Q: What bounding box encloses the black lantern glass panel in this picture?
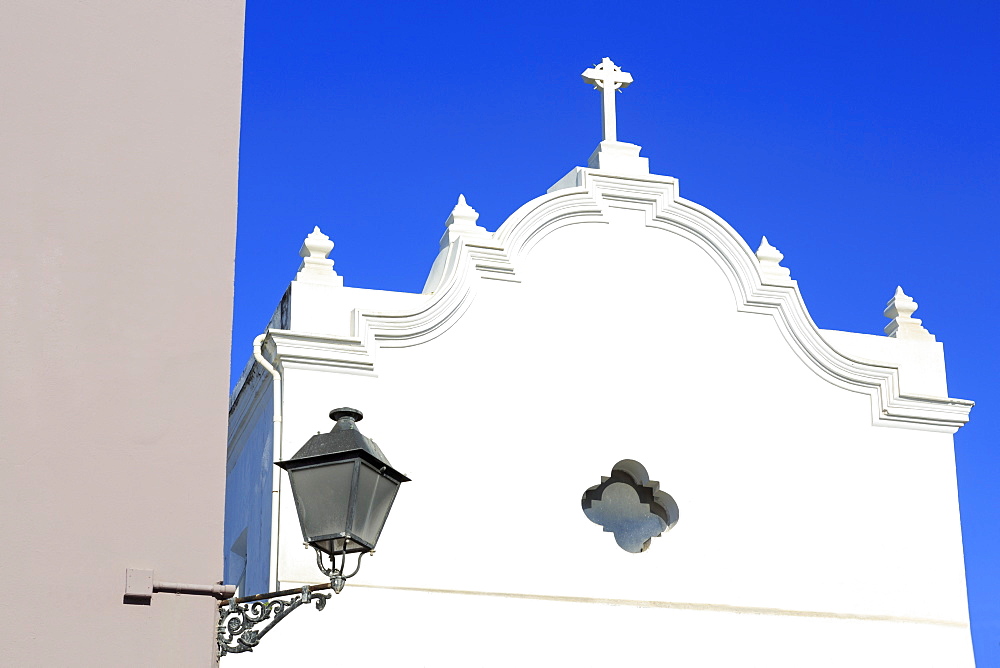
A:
[284,461,355,549]
[353,461,402,547]
[277,408,410,557]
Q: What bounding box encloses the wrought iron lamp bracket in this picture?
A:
[217,547,367,658]
[218,585,330,657]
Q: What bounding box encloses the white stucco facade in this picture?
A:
[225,79,973,663]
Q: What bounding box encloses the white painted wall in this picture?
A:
[226,162,973,665]
[226,366,275,597]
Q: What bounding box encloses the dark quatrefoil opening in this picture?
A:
[582,459,679,553]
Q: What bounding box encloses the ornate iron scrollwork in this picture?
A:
[218,586,331,656]
[217,548,366,657]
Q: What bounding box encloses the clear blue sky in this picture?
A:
[234,1,998,661]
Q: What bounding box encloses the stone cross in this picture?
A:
[581,58,633,142]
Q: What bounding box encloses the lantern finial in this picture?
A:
[330,407,363,422]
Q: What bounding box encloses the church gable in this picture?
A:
[224,59,973,666]
[261,163,969,434]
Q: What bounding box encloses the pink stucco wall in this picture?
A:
[0,2,244,664]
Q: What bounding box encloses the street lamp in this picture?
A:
[279,407,410,589]
[218,408,410,656]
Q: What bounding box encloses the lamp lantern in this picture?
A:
[277,407,410,559]
[218,407,409,656]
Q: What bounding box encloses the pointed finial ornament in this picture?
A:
[755,236,793,284]
[581,58,649,175]
[440,194,489,249]
[884,286,935,341]
[295,226,343,286]
[445,194,480,228]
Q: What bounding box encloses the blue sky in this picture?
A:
[234,1,998,661]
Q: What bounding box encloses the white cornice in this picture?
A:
[255,166,971,433]
[270,324,376,375]
[227,355,271,469]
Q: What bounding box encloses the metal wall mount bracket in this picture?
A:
[124,568,236,605]
[215,548,366,657]
[218,585,330,656]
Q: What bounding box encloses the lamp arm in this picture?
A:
[221,581,336,606]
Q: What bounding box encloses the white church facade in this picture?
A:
[225,60,974,665]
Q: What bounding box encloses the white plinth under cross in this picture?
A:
[582,57,633,143]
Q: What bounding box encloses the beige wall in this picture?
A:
[0,2,244,665]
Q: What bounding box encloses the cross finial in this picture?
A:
[582,58,633,142]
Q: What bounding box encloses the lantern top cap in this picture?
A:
[330,407,363,422]
[279,407,400,476]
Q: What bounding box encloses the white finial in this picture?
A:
[301,226,333,259]
[295,226,343,286]
[884,286,934,341]
[445,194,480,228]
[755,236,793,284]
[581,57,633,142]
[440,194,488,249]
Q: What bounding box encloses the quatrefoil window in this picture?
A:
[582,459,679,553]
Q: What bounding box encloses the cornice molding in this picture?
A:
[270,325,376,375]
[227,358,271,469]
[256,167,971,432]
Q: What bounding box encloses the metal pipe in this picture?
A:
[253,332,283,592]
[154,581,236,599]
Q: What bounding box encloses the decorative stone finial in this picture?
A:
[440,194,489,249]
[445,194,480,228]
[755,236,793,284]
[296,226,343,286]
[884,286,935,341]
[581,58,648,175]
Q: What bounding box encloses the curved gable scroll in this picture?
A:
[266,167,972,433]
